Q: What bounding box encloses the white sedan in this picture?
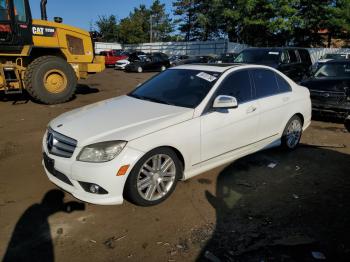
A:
[42,64,311,206]
[115,59,130,70]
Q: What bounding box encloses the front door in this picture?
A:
[200,69,259,162]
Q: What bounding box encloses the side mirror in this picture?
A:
[212,95,238,109]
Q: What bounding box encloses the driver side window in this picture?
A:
[216,70,253,103]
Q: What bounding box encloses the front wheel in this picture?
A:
[281,115,303,150]
[124,148,182,206]
[160,65,166,71]
[24,56,77,104]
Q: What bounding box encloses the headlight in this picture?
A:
[77,141,127,163]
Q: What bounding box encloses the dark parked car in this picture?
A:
[170,55,211,66]
[213,53,238,64]
[300,60,350,125]
[234,47,312,81]
[125,52,170,73]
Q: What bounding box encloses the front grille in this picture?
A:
[46,128,77,158]
[310,89,347,103]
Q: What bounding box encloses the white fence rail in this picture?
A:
[123,41,248,56]
[307,48,350,64]
[95,42,122,54]
[96,41,350,64]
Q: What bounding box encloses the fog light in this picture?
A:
[90,184,99,194]
[78,181,108,194]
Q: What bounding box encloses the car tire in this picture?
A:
[137,66,143,73]
[281,115,303,150]
[345,116,350,132]
[160,65,166,71]
[124,147,182,206]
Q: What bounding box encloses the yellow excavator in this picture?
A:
[0,0,105,104]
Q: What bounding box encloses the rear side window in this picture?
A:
[288,50,298,63]
[252,69,279,98]
[298,49,311,65]
[275,73,292,93]
[216,70,252,103]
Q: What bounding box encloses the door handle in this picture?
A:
[282,97,290,102]
[246,106,257,113]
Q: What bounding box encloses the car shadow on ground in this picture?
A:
[197,144,350,262]
[2,189,85,262]
[75,84,100,95]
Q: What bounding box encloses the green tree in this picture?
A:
[119,5,150,44]
[325,0,350,47]
[95,15,119,42]
[173,0,199,41]
[150,0,173,41]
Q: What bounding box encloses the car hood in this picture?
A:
[49,96,194,146]
[128,61,147,66]
[317,59,333,63]
[301,78,350,93]
[116,59,129,64]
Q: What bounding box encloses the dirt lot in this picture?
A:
[0,69,349,262]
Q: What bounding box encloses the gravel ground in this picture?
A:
[0,69,349,262]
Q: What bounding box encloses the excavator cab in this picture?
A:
[0,0,32,52]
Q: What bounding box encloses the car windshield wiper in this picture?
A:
[129,94,175,106]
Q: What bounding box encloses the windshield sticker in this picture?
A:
[268,51,279,55]
[196,72,217,82]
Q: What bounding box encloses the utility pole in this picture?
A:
[150,15,153,43]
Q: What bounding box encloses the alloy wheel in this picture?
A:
[137,154,176,201]
[286,119,302,148]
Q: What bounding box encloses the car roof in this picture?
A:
[170,63,271,73]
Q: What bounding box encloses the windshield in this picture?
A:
[235,50,280,63]
[0,0,10,21]
[314,63,350,78]
[323,53,348,60]
[129,69,220,108]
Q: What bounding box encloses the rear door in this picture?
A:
[251,68,292,140]
[279,49,300,81]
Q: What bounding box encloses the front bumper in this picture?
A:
[115,64,127,70]
[312,100,350,119]
[42,132,144,205]
[87,56,105,73]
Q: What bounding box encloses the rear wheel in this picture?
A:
[160,65,166,71]
[24,56,77,104]
[124,148,182,206]
[137,66,143,73]
[281,115,303,150]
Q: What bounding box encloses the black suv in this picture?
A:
[125,52,170,73]
[301,60,350,130]
[234,48,312,82]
